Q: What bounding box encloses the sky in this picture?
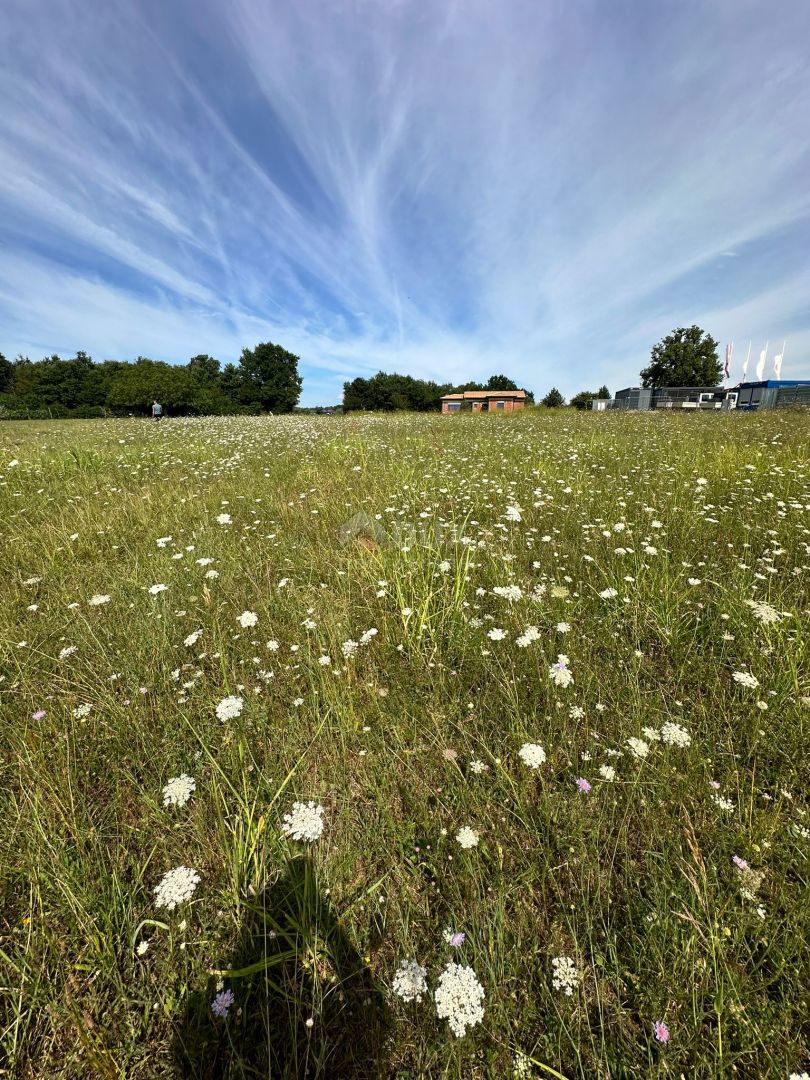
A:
[1,0,809,405]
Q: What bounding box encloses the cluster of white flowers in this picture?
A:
[148,583,168,595]
[599,587,618,600]
[74,703,92,719]
[598,764,616,781]
[549,654,573,688]
[516,625,541,648]
[434,962,485,1036]
[626,737,650,759]
[493,585,524,602]
[487,628,507,641]
[711,793,735,812]
[504,505,522,522]
[342,627,378,658]
[282,801,324,842]
[745,599,782,624]
[162,773,196,808]
[732,670,760,689]
[392,959,428,1002]
[184,628,203,647]
[156,536,173,548]
[519,743,546,768]
[216,513,232,525]
[237,610,258,628]
[154,865,201,910]
[456,826,480,849]
[215,695,244,721]
[660,721,691,748]
[551,955,579,996]
[88,594,111,606]
[58,646,77,661]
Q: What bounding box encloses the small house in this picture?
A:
[441,389,526,414]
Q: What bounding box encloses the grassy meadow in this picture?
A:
[0,409,808,1079]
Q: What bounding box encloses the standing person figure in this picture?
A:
[151,399,163,422]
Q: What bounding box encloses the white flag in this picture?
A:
[773,340,786,379]
[741,341,751,380]
[756,341,768,380]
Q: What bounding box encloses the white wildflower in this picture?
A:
[516,625,541,648]
[660,722,691,748]
[216,513,232,525]
[626,737,650,759]
[148,583,168,595]
[392,959,428,1003]
[519,743,546,768]
[237,610,258,628]
[215,695,244,721]
[282,801,324,842]
[88,594,111,606]
[434,962,485,1037]
[732,671,760,689]
[162,774,196,808]
[184,629,203,647]
[551,955,579,996]
[493,585,524,602]
[154,866,201,910]
[456,826,480,849]
[549,654,573,688]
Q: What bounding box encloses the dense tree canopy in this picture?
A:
[0,341,302,418]
[641,327,721,388]
[541,387,564,407]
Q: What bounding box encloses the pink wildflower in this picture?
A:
[732,855,750,870]
[653,1020,670,1043]
[450,932,466,947]
[32,709,46,720]
[576,777,592,793]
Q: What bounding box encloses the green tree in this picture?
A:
[485,374,518,391]
[596,385,610,398]
[641,326,721,388]
[187,354,221,386]
[569,390,596,411]
[238,342,302,412]
[541,387,564,407]
[0,353,13,394]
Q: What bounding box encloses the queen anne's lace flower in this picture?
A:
[434,962,485,1036]
[626,737,650,759]
[456,826,479,849]
[282,801,324,842]
[154,866,201,910]
[732,670,759,689]
[237,610,258,628]
[660,722,691,747]
[392,959,428,1002]
[162,774,196,808]
[549,655,573,687]
[215,696,244,721]
[551,955,579,996]
[519,743,546,768]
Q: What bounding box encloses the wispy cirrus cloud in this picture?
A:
[1,0,808,402]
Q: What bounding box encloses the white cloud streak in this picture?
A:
[0,0,808,401]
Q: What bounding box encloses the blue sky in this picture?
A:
[1,0,808,404]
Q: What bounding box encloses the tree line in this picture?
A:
[0,343,302,419]
[342,372,534,411]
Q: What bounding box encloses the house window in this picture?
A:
[446,401,461,412]
[495,400,505,409]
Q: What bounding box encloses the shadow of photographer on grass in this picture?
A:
[174,856,391,1079]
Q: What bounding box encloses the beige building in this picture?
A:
[440,389,526,414]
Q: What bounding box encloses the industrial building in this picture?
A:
[592,379,810,411]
